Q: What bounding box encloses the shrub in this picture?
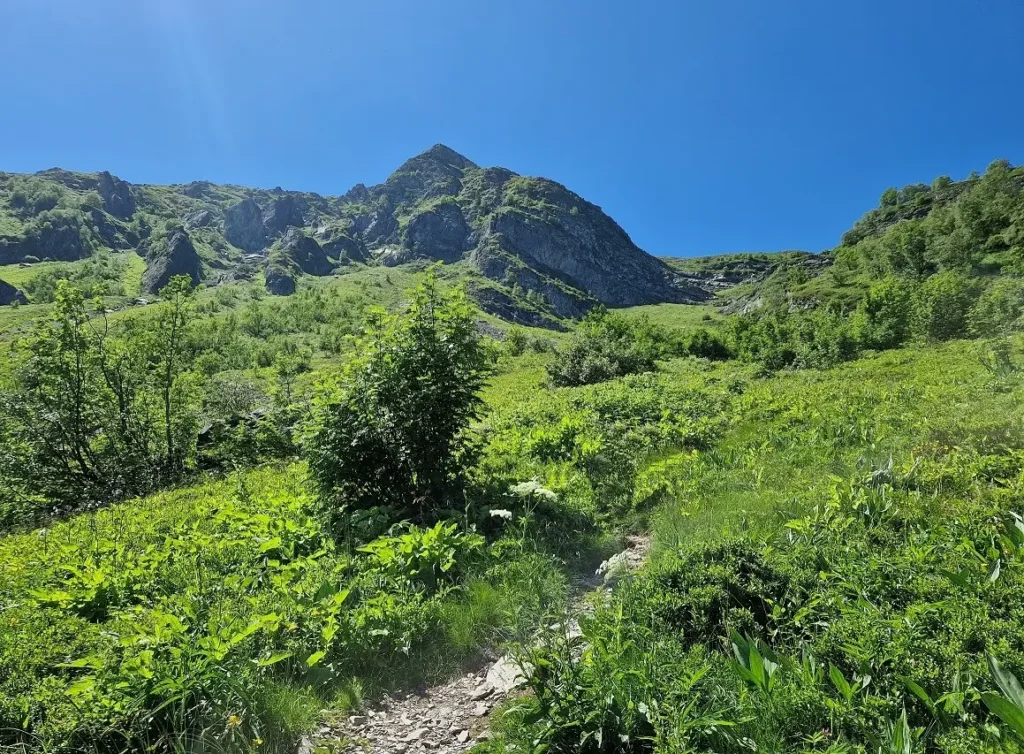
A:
[851,277,914,350]
[686,328,732,360]
[547,309,659,387]
[504,325,528,356]
[912,271,979,341]
[970,277,1024,337]
[305,271,490,525]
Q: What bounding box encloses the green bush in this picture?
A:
[305,271,490,524]
[547,309,659,387]
[851,277,914,350]
[970,277,1024,337]
[913,271,979,341]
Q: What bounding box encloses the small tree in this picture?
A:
[0,277,200,509]
[912,271,978,341]
[969,278,1024,337]
[851,277,914,350]
[547,309,659,387]
[305,271,490,525]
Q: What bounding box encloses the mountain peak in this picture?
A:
[413,144,478,171]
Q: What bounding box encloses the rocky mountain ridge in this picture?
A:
[0,145,711,321]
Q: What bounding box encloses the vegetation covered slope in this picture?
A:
[0,145,707,326]
[3,155,1024,754]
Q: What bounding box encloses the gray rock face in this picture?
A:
[279,228,331,276]
[225,198,267,252]
[262,195,305,234]
[0,277,27,306]
[142,227,203,293]
[184,209,214,230]
[87,207,138,249]
[321,231,366,262]
[364,202,399,246]
[5,215,88,262]
[404,202,470,262]
[485,179,704,308]
[264,266,296,296]
[97,171,136,219]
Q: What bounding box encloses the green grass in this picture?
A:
[618,302,724,330]
[485,334,1024,754]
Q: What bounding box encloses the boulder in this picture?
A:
[262,195,305,234]
[278,228,331,276]
[225,197,267,252]
[404,202,470,262]
[0,277,27,306]
[264,264,296,296]
[97,171,136,219]
[142,226,203,293]
[184,209,214,230]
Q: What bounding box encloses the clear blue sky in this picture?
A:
[2,0,1023,257]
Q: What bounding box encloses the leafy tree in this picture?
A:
[912,271,978,341]
[851,277,914,350]
[0,277,200,508]
[878,221,932,277]
[305,271,490,524]
[151,276,198,474]
[547,309,659,387]
[969,278,1024,337]
[880,187,899,208]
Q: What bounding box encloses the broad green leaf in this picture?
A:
[983,693,1024,739]
[257,651,293,667]
[989,656,1024,709]
[900,676,935,714]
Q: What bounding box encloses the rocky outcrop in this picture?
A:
[321,231,366,262]
[404,202,470,262]
[277,228,331,276]
[184,209,214,230]
[142,227,203,293]
[262,195,305,234]
[263,229,330,295]
[182,181,213,199]
[86,207,138,249]
[0,277,27,306]
[264,265,296,296]
[483,178,707,308]
[0,214,89,263]
[379,144,477,208]
[225,198,267,252]
[97,171,135,219]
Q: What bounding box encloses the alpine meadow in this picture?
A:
[2,146,1024,754]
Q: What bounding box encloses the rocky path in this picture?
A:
[302,535,651,754]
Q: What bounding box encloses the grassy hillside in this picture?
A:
[3,156,1024,754]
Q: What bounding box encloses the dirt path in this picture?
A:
[302,535,651,754]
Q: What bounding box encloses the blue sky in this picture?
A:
[2,0,1023,257]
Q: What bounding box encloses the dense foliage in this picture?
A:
[0,277,199,515]
[547,309,660,386]
[4,158,1024,754]
[305,272,490,525]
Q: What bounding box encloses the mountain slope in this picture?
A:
[0,146,708,322]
